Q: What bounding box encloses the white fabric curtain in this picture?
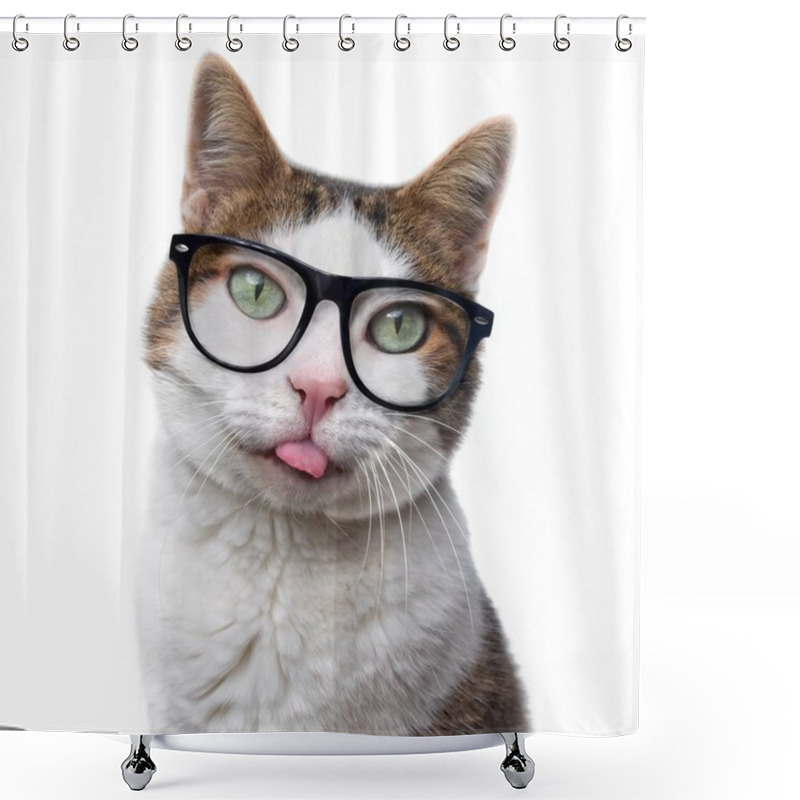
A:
[0,26,643,736]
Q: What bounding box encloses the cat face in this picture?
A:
[145,54,514,519]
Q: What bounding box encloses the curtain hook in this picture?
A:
[615,14,632,51]
[226,15,243,51]
[122,14,139,51]
[338,14,355,51]
[394,14,411,51]
[63,13,80,51]
[12,14,29,51]
[443,14,460,51]
[282,15,299,51]
[175,14,192,50]
[553,14,570,51]
[499,14,516,51]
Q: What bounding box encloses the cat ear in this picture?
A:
[181,53,290,231]
[397,116,515,291]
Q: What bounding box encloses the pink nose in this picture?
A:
[290,375,348,428]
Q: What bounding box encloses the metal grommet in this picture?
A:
[394,14,411,51]
[12,14,29,51]
[499,13,516,51]
[63,13,80,51]
[282,15,299,52]
[443,14,460,51]
[226,15,243,52]
[338,14,355,51]
[122,14,139,51]
[175,14,192,51]
[615,14,632,52]
[553,14,570,52]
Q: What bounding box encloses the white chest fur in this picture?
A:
[135,440,486,734]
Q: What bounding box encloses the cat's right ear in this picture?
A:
[181,53,290,231]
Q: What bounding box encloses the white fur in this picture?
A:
[137,210,487,732]
[136,440,484,733]
[263,212,412,280]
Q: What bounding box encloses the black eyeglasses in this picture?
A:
[169,233,494,412]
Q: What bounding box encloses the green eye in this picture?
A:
[368,302,428,354]
[228,266,285,319]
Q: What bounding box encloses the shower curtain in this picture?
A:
[0,18,643,740]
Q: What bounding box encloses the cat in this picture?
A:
[135,52,529,736]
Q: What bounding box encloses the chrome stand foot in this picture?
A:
[500,732,535,789]
[121,735,157,791]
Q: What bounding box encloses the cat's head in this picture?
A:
[145,53,514,520]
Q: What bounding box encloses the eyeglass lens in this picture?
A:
[185,242,471,407]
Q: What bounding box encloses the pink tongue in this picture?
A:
[275,440,329,479]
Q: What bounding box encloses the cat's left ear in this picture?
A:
[397,116,515,291]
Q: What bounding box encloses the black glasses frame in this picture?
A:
[169,233,494,412]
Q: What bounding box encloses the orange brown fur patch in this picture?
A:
[413,299,471,396]
[413,592,530,735]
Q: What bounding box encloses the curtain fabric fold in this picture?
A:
[0,29,643,737]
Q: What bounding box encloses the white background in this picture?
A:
[1,1,798,799]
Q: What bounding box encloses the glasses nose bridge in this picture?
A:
[306,268,353,317]
[300,271,354,380]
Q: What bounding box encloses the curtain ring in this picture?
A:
[175,14,192,51]
[63,13,80,51]
[12,14,29,51]
[282,15,299,51]
[499,14,516,51]
[394,14,411,51]
[615,14,632,51]
[338,14,355,51]
[122,14,139,51]
[226,15,243,51]
[443,14,460,51]
[553,14,570,51]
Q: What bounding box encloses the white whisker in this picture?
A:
[383,424,471,545]
[194,430,239,498]
[383,421,449,462]
[177,429,236,508]
[322,511,355,543]
[380,435,475,632]
[375,451,409,623]
[367,453,386,620]
[354,459,374,589]
[170,410,236,437]
[170,426,231,470]
[383,449,447,574]
[384,411,464,436]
